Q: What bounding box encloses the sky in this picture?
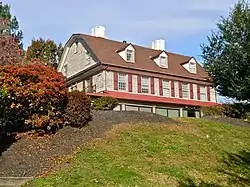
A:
[5,0,238,62]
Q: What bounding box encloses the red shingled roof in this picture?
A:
[87,91,217,107]
[80,34,209,81]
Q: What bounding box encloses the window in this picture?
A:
[126,49,134,62]
[141,77,149,93]
[85,79,92,92]
[182,83,189,99]
[189,62,196,73]
[74,41,79,54]
[163,80,170,96]
[200,86,206,101]
[118,73,127,90]
[63,64,68,76]
[160,56,167,67]
[70,84,77,91]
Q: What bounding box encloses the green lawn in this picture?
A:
[26,118,250,187]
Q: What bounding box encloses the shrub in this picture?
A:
[201,105,225,117]
[202,103,250,119]
[64,91,92,128]
[92,96,118,110]
[0,61,67,133]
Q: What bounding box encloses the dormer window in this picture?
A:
[151,52,168,68]
[126,49,134,62]
[189,62,196,73]
[182,58,197,74]
[159,56,167,67]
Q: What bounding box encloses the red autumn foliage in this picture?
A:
[0,61,67,132]
[0,35,21,65]
[64,91,92,128]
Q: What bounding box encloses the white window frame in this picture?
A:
[74,41,79,54]
[162,79,170,96]
[141,76,149,93]
[189,62,196,73]
[118,73,127,91]
[159,56,167,68]
[126,49,134,62]
[200,86,207,101]
[182,83,189,99]
[63,64,68,76]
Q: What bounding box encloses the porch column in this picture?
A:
[152,105,156,113]
[179,108,183,117]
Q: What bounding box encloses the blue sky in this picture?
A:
[5,0,237,62]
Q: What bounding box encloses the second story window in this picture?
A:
[200,86,207,101]
[118,73,127,90]
[126,49,134,62]
[163,79,170,96]
[141,76,149,93]
[182,83,189,99]
[159,56,167,67]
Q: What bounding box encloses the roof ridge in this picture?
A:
[79,33,192,58]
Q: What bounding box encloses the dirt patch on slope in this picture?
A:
[0,111,171,177]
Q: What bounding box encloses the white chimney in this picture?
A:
[91,26,106,38]
[152,39,165,50]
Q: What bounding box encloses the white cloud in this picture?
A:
[5,0,239,48]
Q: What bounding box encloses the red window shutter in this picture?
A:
[151,77,155,94]
[159,78,163,95]
[207,86,211,101]
[128,74,132,92]
[197,85,201,100]
[114,72,118,90]
[171,80,175,97]
[137,75,141,93]
[83,81,86,92]
[190,83,194,99]
[179,82,183,98]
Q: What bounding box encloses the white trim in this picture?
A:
[58,46,70,72]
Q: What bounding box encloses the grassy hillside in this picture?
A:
[26,118,250,187]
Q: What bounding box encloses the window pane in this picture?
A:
[160,56,167,67]
[168,109,179,118]
[189,62,196,73]
[140,107,152,112]
[200,86,206,101]
[156,108,168,117]
[141,77,149,93]
[182,83,189,99]
[183,110,188,117]
[118,73,126,90]
[163,80,170,96]
[126,105,139,111]
[126,50,133,61]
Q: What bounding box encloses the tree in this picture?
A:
[0,35,21,65]
[0,2,23,47]
[0,60,67,133]
[202,0,250,102]
[26,38,64,69]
